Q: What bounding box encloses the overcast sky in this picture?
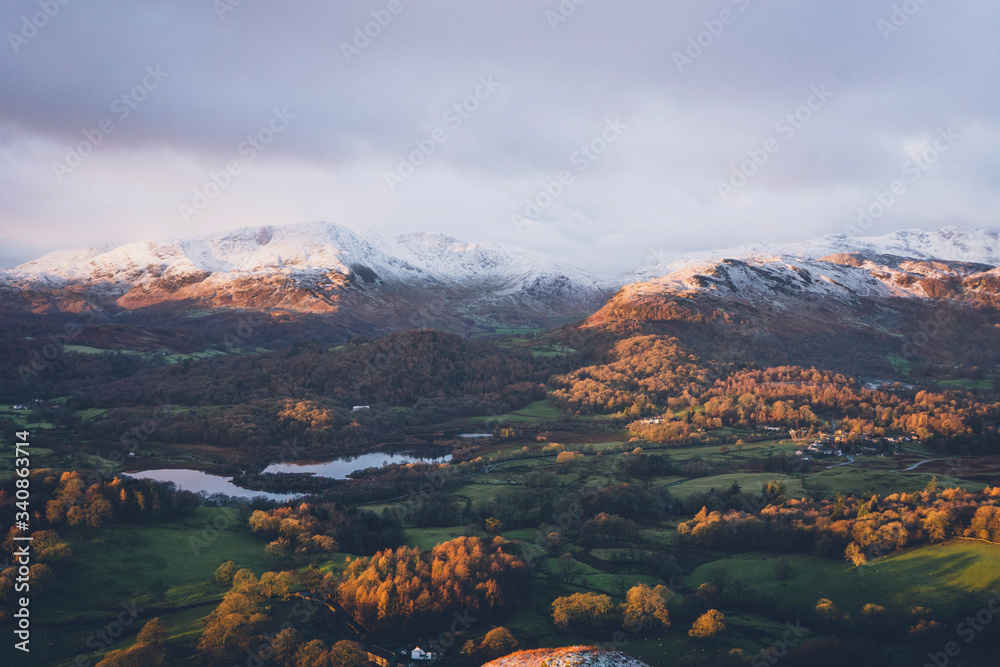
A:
[1,0,998,276]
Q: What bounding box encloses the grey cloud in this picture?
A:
[0,0,998,272]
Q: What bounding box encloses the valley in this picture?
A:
[2,225,1000,666]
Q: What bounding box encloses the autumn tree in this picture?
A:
[95,618,167,666]
[816,598,847,622]
[623,584,671,633]
[552,592,617,634]
[293,640,331,667]
[197,589,268,666]
[336,537,528,633]
[136,618,167,647]
[478,626,519,661]
[215,560,238,585]
[271,628,302,667]
[845,542,867,567]
[316,640,364,667]
[923,509,953,542]
[926,475,939,495]
[94,643,165,667]
[689,609,726,639]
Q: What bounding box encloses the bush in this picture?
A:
[552,592,618,635]
[689,609,726,639]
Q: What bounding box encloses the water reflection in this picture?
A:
[263,447,452,479]
[124,469,298,501]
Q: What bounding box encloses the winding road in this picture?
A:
[900,458,948,472]
[825,455,855,469]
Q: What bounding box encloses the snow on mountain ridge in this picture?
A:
[2,221,604,297]
[5,224,997,299]
[620,256,897,309]
[633,226,1000,282]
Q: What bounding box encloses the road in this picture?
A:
[900,458,947,472]
[825,455,855,469]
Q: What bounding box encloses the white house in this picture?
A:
[410,645,438,663]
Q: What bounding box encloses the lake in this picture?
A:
[123,469,298,501]
[263,446,453,479]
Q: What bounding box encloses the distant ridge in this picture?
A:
[2,223,997,335]
[633,226,1000,282]
[0,221,610,328]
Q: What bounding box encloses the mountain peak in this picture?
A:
[634,226,1000,282]
[0,221,610,325]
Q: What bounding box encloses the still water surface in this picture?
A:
[128,446,453,498]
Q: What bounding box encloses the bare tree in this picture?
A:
[707,567,730,598]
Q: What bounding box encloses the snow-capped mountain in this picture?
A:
[589,227,1000,329]
[4,223,999,333]
[631,226,1000,282]
[0,221,610,328]
[618,254,1000,305]
[4,222,575,286]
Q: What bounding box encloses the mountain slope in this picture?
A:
[576,227,1000,377]
[0,221,609,330]
[4,224,999,345]
[594,227,1000,329]
[633,226,1000,282]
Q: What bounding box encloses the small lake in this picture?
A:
[124,469,298,501]
[263,446,453,479]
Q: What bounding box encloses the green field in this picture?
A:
[44,508,270,619]
[0,404,58,430]
[469,399,565,424]
[22,505,361,667]
[665,473,806,498]
[937,378,993,390]
[404,526,477,550]
[688,540,1000,618]
[13,404,999,665]
[802,464,985,498]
